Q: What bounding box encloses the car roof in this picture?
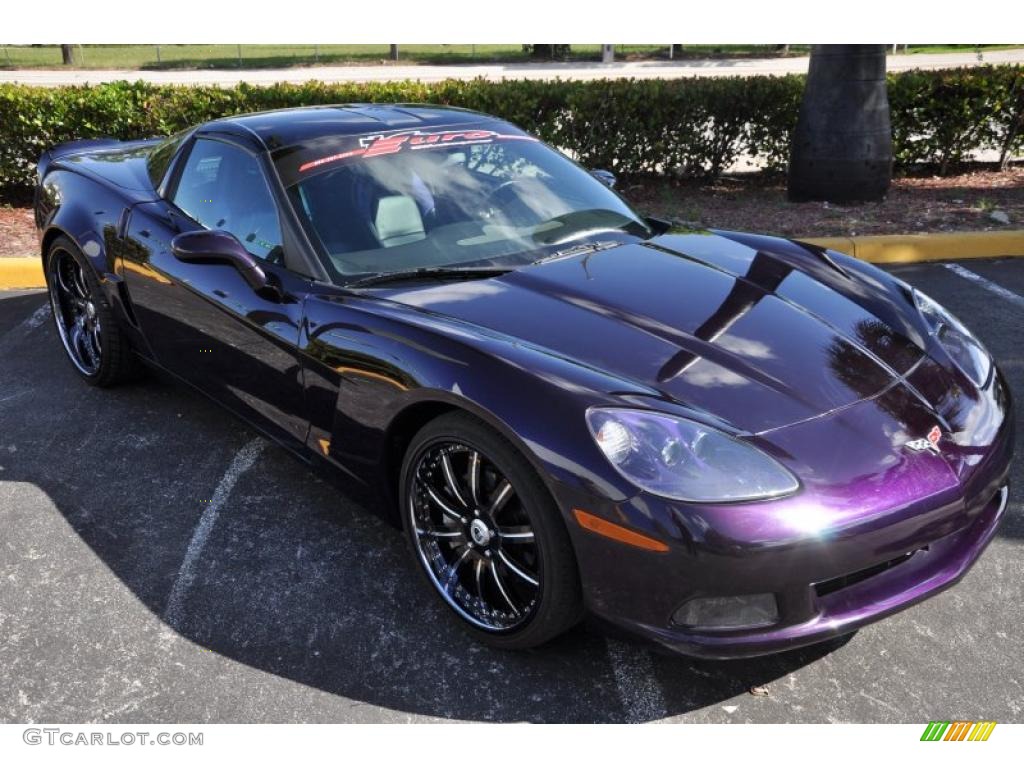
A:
[207,104,503,151]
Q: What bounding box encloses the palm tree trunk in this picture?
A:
[788,44,892,203]
[60,45,74,66]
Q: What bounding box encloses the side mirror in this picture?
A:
[590,169,617,189]
[170,230,271,294]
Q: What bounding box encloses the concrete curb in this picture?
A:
[2,231,1024,289]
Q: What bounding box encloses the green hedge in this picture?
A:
[1,66,1022,200]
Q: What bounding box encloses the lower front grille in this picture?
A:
[814,551,918,597]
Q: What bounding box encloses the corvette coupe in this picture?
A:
[35,105,1013,657]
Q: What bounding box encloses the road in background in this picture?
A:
[0,259,1021,723]
[3,48,1024,87]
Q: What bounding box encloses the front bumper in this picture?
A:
[621,484,1007,658]
[556,378,1014,659]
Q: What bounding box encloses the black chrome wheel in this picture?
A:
[408,440,541,632]
[402,412,583,649]
[49,247,103,377]
[45,236,138,387]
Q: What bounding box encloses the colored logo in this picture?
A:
[298,129,538,173]
[920,721,996,741]
[905,425,943,455]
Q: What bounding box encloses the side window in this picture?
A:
[146,129,190,189]
[172,138,283,261]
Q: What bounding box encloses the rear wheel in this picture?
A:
[401,412,583,649]
[46,236,137,387]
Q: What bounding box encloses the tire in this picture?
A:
[400,411,583,650]
[45,236,138,387]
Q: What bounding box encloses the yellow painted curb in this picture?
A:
[802,231,1024,264]
[0,257,44,289]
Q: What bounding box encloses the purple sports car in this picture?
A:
[35,105,1013,657]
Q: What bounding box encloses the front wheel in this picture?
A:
[400,412,583,650]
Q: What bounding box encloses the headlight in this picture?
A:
[913,289,992,386]
[586,408,799,502]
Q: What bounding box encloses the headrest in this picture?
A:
[373,195,426,248]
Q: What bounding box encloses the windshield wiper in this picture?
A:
[531,240,622,265]
[348,266,513,289]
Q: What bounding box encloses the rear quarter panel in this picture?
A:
[36,168,142,344]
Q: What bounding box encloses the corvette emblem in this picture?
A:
[906,425,943,455]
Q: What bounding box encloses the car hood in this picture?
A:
[378,230,935,434]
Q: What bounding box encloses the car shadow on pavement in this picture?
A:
[38,444,849,723]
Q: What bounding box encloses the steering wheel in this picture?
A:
[481,178,533,209]
[479,178,537,227]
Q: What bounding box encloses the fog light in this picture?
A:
[673,594,779,630]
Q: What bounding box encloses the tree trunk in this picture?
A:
[527,44,570,60]
[60,45,74,65]
[389,45,399,61]
[788,44,892,203]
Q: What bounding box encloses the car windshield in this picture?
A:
[277,125,651,282]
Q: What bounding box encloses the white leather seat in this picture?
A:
[373,195,426,248]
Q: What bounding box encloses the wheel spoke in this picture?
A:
[474,558,485,598]
[69,323,86,361]
[490,561,520,615]
[425,485,465,523]
[71,264,89,300]
[468,450,481,507]
[487,480,513,518]
[87,326,102,360]
[497,526,535,543]
[81,323,100,367]
[444,547,472,594]
[416,526,464,540]
[440,451,469,508]
[56,261,76,296]
[498,550,539,587]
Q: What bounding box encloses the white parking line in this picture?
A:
[19,301,52,331]
[944,263,1024,309]
[605,637,667,722]
[0,390,31,406]
[163,437,266,629]
[0,301,50,348]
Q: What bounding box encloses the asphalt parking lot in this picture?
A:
[1,257,1022,724]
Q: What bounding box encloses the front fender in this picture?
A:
[299,291,640,522]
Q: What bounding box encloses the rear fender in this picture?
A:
[38,170,138,334]
[36,137,122,182]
